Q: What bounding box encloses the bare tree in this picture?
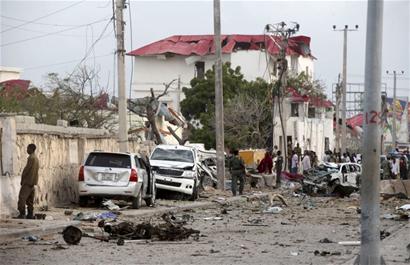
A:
[128,79,189,145]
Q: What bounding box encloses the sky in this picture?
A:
[1,0,409,99]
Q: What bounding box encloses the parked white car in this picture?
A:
[78,151,155,208]
[323,162,362,187]
[150,145,200,200]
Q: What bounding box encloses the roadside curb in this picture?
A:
[0,220,81,243]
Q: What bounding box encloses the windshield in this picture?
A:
[151,148,194,163]
[85,153,131,168]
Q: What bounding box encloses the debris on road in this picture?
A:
[22,235,39,242]
[314,250,341,256]
[338,241,360,246]
[102,200,120,211]
[263,206,283,214]
[203,217,223,221]
[319,238,334,243]
[62,225,109,245]
[64,210,73,216]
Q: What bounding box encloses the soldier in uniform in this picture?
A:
[16,144,40,219]
[228,149,245,196]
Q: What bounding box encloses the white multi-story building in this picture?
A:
[127,34,314,110]
[128,34,334,156]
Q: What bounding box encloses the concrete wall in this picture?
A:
[0,115,155,217]
[0,66,22,82]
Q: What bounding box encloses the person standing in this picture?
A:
[391,158,399,179]
[228,149,245,196]
[399,156,408,180]
[291,151,298,174]
[16,144,40,219]
[381,157,392,180]
[275,150,283,188]
[302,151,311,174]
[257,152,273,174]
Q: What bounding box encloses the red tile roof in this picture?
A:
[287,87,333,108]
[127,34,313,57]
[0,79,30,100]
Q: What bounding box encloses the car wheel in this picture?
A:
[145,186,156,207]
[189,180,199,201]
[79,196,88,207]
[132,191,142,209]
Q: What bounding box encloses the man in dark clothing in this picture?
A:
[400,156,408,180]
[16,144,39,219]
[257,152,273,174]
[275,151,283,188]
[228,150,245,196]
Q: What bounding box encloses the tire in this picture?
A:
[144,186,156,207]
[189,180,199,201]
[79,196,88,207]
[132,191,142,209]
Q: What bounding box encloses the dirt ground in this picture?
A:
[0,189,409,265]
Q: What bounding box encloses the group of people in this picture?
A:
[227,148,284,196]
[288,144,318,175]
[381,155,409,180]
[323,150,360,164]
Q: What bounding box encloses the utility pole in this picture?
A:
[176,76,181,113]
[115,0,128,152]
[386,70,404,150]
[265,22,299,170]
[335,74,342,153]
[333,24,358,154]
[213,0,225,190]
[357,0,384,264]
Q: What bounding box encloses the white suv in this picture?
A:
[78,151,155,208]
[150,145,200,200]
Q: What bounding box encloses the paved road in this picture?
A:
[0,192,409,265]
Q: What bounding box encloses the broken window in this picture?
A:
[195,61,205,79]
[291,103,299,117]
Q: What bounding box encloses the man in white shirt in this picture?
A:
[302,151,311,173]
[291,151,298,174]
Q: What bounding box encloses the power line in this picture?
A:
[1,14,106,28]
[0,18,110,47]
[1,22,85,37]
[128,0,134,127]
[24,52,114,71]
[1,0,86,33]
[68,18,114,79]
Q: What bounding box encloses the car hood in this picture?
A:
[150,160,195,169]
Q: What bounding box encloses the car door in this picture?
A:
[135,156,148,195]
[345,164,358,186]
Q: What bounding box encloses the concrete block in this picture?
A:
[15,115,35,124]
[57,119,68,127]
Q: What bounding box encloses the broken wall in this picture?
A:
[0,115,155,217]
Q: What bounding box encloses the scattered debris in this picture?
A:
[203,217,223,221]
[44,215,54,221]
[102,200,120,211]
[290,251,299,256]
[263,206,283,214]
[62,225,109,245]
[319,238,334,243]
[38,205,49,211]
[96,212,118,221]
[209,249,220,254]
[399,204,410,211]
[73,212,97,222]
[220,208,228,215]
[51,243,67,250]
[22,235,39,242]
[338,241,360,246]
[103,213,200,242]
[34,213,46,220]
[314,250,341,256]
[380,230,391,240]
[64,210,73,215]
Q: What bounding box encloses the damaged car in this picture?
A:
[78,151,155,208]
[150,145,200,200]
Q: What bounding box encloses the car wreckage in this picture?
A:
[302,162,362,196]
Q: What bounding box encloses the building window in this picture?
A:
[291,103,299,117]
[195,61,205,79]
[291,56,298,73]
[308,107,315,118]
[325,137,329,151]
[305,66,309,77]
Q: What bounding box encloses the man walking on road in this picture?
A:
[275,150,283,188]
[228,149,245,196]
[16,144,39,219]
